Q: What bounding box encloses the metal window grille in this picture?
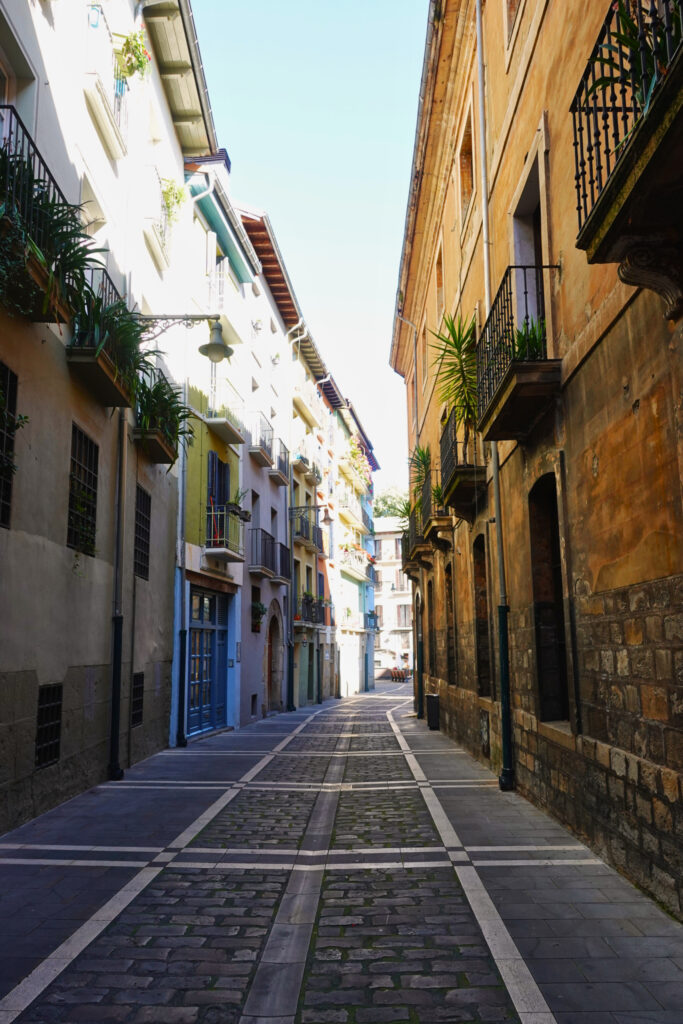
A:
[35,684,63,768]
[67,424,98,555]
[130,672,144,728]
[0,360,18,529]
[134,485,151,580]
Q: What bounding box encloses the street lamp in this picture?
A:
[199,319,233,363]
[138,313,233,362]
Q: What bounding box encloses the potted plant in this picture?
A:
[512,316,545,361]
[118,30,151,79]
[134,372,193,465]
[431,313,477,463]
[68,294,154,407]
[161,178,187,225]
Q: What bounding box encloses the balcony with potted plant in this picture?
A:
[84,3,131,160]
[475,266,561,441]
[133,368,193,465]
[570,0,683,319]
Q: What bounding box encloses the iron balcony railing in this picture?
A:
[401,530,410,567]
[364,611,379,631]
[249,527,277,574]
[570,0,683,231]
[294,595,326,624]
[476,265,557,424]
[408,507,424,554]
[276,542,291,580]
[421,469,433,530]
[440,408,482,493]
[275,438,290,478]
[361,506,373,532]
[291,506,323,551]
[205,504,244,556]
[366,564,378,585]
[0,105,69,252]
[248,412,274,459]
[84,266,122,308]
[86,3,129,138]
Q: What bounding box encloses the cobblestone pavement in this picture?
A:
[1,683,682,1024]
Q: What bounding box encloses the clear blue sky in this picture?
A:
[191,0,428,493]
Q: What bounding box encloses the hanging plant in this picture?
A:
[161,178,187,225]
[118,30,152,80]
[135,372,194,463]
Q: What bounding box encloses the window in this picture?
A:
[397,604,411,628]
[67,425,98,556]
[435,247,444,327]
[35,684,63,768]
[251,584,262,633]
[459,114,474,222]
[529,475,568,721]
[375,604,383,628]
[394,537,402,560]
[208,450,229,506]
[134,485,151,580]
[131,672,144,727]
[0,360,18,529]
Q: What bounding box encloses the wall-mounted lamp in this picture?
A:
[199,319,233,363]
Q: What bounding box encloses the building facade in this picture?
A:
[0,0,211,828]
[391,0,683,916]
[373,516,414,673]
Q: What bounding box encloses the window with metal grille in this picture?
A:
[35,684,63,768]
[131,672,144,727]
[134,485,151,579]
[0,360,18,529]
[67,424,98,555]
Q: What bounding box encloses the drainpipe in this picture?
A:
[176,380,189,747]
[476,0,514,791]
[108,408,127,780]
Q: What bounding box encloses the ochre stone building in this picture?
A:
[390,0,683,915]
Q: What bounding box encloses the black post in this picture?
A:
[498,603,514,791]
[108,613,124,780]
[176,627,188,747]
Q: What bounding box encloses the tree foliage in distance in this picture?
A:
[374,488,410,520]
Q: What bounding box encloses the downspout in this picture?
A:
[176,381,189,747]
[396,312,422,716]
[108,408,127,780]
[475,0,514,790]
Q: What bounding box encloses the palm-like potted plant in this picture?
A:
[68,294,154,407]
[134,372,194,465]
[431,313,477,463]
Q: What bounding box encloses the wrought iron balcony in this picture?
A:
[249,527,277,576]
[570,0,683,318]
[275,541,291,581]
[361,506,373,533]
[420,467,452,541]
[84,3,129,159]
[366,563,378,585]
[268,438,289,486]
[0,105,69,254]
[293,595,326,625]
[291,506,322,552]
[247,412,274,467]
[205,504,245,561]
[439,408,487,523]
[476,265,561,440]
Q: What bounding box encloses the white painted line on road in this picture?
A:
[472,858,601,867]
[467,844,588,852]
[387,709,558,1024]
[0,858,149,868]
[168,787,241,848]
[0,844,162,852]
[0,866,162,1024]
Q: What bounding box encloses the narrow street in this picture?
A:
[0,681,681,1024]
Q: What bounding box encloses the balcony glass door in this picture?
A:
[188,589,228,735]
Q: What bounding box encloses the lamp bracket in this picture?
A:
[137,313,221,341]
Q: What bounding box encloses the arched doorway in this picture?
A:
[266,616,280,711]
